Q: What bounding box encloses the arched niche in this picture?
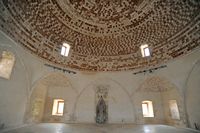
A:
[186,60,200,130]
[74,77,136,124]
[96,96,107,124]
[25,72,77,123]
[133,76,186,127]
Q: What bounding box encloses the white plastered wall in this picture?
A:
[0,31,200,130]
[186,59,200,129]
[0,31,30,129]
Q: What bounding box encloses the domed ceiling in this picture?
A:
[0,0,200,71]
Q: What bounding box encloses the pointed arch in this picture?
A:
[25,72,78,123]
[74,77,136,123]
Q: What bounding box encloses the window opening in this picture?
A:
[142,100,154,117]
[140,44,151,57]
[61,43,70,57]
[0,51,15,79]
[52,99,64,116]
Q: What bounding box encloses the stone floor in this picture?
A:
[1,123,200,133]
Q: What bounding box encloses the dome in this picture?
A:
[0,0,199,71]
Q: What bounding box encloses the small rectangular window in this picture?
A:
[142,103,149,116]
[169,100,180,120]
[57,101,64,114]
[142,101,154,117]
[140,44,151,57]
[61,43,70,57]
[52,99,64,116]
[144,47,150,57]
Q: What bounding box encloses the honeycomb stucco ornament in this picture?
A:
[0,0,200,71]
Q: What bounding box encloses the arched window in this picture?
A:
[0,51,15,79]
[142,100,154,117]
